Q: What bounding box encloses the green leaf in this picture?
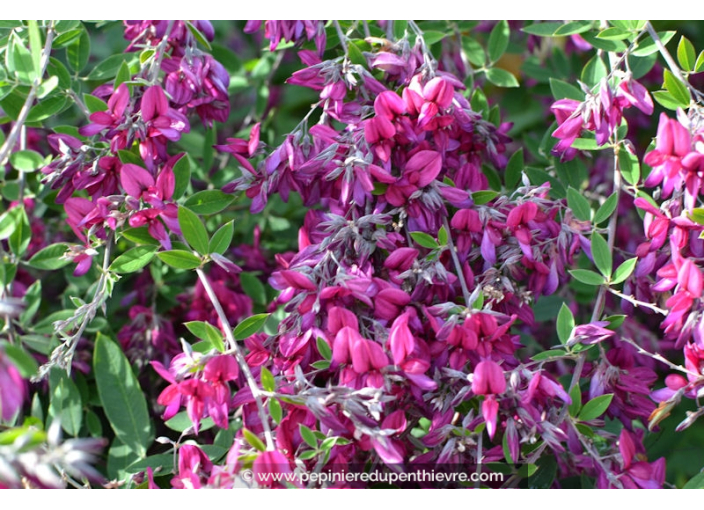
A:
[504,148,524,189]
[485,67,519,88]
[233,313,270,340]
[461,38,485,67]
[269,398,282,424]
[422,31,447,47]
[172,155,190,200]
[184,321,225,352]
[243,428,266,452]
[178,206,209,255]
[239,272,266,305]
[567,187,591,221]
[10,150,45,173]
[581,55,607,88]
[27,20,42,78]
[0,89,25,121]
[117,149,145,167]
[529,456,557,489]
[121,227,159,245]
[596,27,630,40]
[298,450,318,460]
[311,360,331,370]
[569,269,605,286]
[94,333,152,457]
[107,438,140,481]
[185,21,212,51]
[11,37,36,84]
[316,337,332,361]
[203,125,215,173]
[604,314,626,330]
[48,369,82,436]
[37,75,59,99]
[488,20,509,64]
[54,20,81,33]
[83,93,108,113]
[26,95,67,122]
[578,394,614,421]
[611,257,637,285]
[526,167,566,198]
[67,27,90,73]
[696,51,704,73]
[0,209,18,241]
[3,344,38,378]
[19,280,41,326]
[184,190,234,215]
[593,192,618,225]
[556,303,574,345]
[652,90,683,111]
[553,21,592,36]
[166,412,214,433]
[347,42,367,67]
[299,424,318,449]
[677,36,696,72]
[53,29,83,48]
[27,243,70,270]
[471,190,498,205]
[521,22,562,36]
[568,384,582,417]
[156,250,202,270]
[114,60,132,88]
[85,54,127,81]
[628,53,658,80]
[209,221,234,255]
[8,207,30,257]
[393,20,408,40]
[260,366,275,392]
[683,472,704,489]
[663,69,690,107]
[618,149,640,186]
[124,454,173,475]
[591,232,612,278]
[436,225,448,246]
[86,410,103,437]
[531,349,568,361]
[549,78,584,101]
[633,31,675,57]
[410,231,439,249]
[109,245,157,274]
[580,32,626,52]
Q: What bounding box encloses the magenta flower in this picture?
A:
[617,76,654,115]
[0,351,25,421]
[252,450,294,487]
[643,113,691,198]
[120,156,182,250]
[79,83,130,138]
[472,360,506,439]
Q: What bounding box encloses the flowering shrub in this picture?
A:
[3,19,704,489]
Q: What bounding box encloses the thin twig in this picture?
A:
[620,336,699,377]
[569,420,623,488]
[606,287,668,315]
[441,216,472,306]
[148,20,175,84]
[195,267,275,451]
[333,21,348,55]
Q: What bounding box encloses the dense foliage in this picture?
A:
[2,19,704,489]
